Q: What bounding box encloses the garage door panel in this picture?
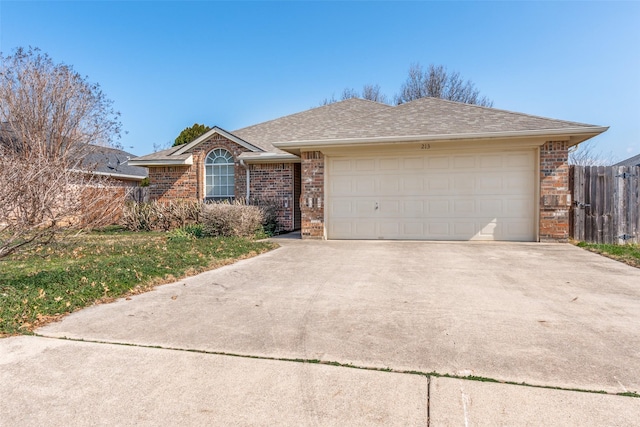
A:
[506,153,533,167]
[427,177,450,191]
[427,156,450,169]
[379,176,400,193]
[478,199,503,215]
[403,200,425,215]
[355,159,375,171]
[477,175,503,192]
[452,176,475,192]
[379,158,400,170]
[505,198,533,215]
[427,200,450,215]
[331,176,353,195]
[479,221,498,237]
[379,200,400,214]
[332,159,353,172]
[403,157,424,169]
[327,149,535,241]
[355,177,375,193]
[402,176,424,192]
[403,222,425,235]
[427,222,450,235]
[355,221,376,236]
[453,156,476,168]
[453,200,476,215]
[331,200,353,216]
[479,155,502,169]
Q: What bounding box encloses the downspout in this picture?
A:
[239,159,250,200]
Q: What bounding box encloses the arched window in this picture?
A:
[205,148,234,200]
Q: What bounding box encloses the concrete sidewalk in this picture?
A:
[1,336,638,426]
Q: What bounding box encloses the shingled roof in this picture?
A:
[613,153,640,167]
[232,98,392,152]
[133,97,607,164]
[286,97,602,141]
[80,145,148,180]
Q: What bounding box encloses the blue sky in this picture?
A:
[1,1,639,161]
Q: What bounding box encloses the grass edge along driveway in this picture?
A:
[0,231,276,336]
[575,241,640,268]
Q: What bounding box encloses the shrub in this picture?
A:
[201,201,264,238]
[121,199,280,238]
[250,198,279,236]
[121,200,201,232]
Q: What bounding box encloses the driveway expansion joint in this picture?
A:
[34,333,639,399]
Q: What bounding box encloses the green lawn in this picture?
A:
[0,230,276,336]
[576,242,640,268]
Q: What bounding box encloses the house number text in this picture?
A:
[420,144,431,150]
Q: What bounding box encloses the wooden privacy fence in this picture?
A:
[570,165,639,244]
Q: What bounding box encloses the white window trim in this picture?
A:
[205,148,235,200]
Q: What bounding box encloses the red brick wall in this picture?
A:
[539,141,571,242]
[148,134,251,202]
[147,134,300,232]
[248,163,296,232]
[148,166,196,201]
[300,151,324,239]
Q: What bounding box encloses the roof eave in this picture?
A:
[128,155,194,167]
[239,153,301,164]
[68,169,147,181]
[272,126,610,154]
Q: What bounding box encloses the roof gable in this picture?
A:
[173,126,263,155]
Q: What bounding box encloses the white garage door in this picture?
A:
[327,149,536,241]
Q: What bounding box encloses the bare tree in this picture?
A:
[320,84,389,105]
[0,47,124,259]
[319,93,338,106]
[568,140,616,166]
[362,84,389,104]
[395,63,493,107]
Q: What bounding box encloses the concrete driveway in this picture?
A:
[2,238,640,425]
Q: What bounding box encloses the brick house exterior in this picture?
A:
[131,97,606,242]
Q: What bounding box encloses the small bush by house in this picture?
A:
[121,199,279,238]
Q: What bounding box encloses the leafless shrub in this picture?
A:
[201,201,264,238]
[121,200,201,232]
[244,198,279,235]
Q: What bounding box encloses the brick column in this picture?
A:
[539,141,571,242]
[300,151,324,239]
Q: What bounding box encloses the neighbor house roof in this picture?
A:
[79,145,148,181]
[613,153,640,167]
[133,97,607,164]
[0,124,146,181]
